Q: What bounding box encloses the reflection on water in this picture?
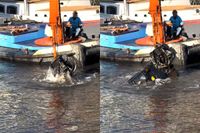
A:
[101,61,200,133]
[0,61,99,133]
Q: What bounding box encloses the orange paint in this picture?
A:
[49,0,63,59]
[149,0,165,46]
[135,36,183,46]
[35,37,83,47]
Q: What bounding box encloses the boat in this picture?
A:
[100,0,200,52]
[100,0,200,48]
[100,0,200,24]
[100,20,148,50]
[0,0,99,71]
[0,0,100,24]
[100,0,200,66]
[0,23,99,68]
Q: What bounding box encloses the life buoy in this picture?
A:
[34,37,83,46]
[135,36,184,46]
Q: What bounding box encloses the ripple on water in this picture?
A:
[101,61,200,133]
[30,67,99,88]
[0,61,99,133]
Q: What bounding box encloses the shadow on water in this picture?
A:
[0,61,99,133]
[101,60,200,133]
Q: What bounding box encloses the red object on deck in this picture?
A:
[135,36,184,46]
[35,37,83,46]
[35,37,52,46]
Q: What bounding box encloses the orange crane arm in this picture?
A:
[149,0,165,45]
[49,0,63,59]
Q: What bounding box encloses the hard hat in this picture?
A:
[151,76,156,81]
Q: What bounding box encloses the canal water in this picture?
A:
[100,61,200,133]
[100,21,200,133]
[0,21,100,133]
[0,61,99,133]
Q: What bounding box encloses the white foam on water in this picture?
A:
[188,84,200,89]
[155,78,171,86]
[32,68,98,86]
[75,73,98,85]
[145,78,172,89]
[75,75,93,85]
[85,76,92,81]
[41,67,74,85]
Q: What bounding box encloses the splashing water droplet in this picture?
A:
[42,67,74,85]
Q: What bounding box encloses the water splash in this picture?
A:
[155,78,171,86]
[32,67,98,86]
[41,67,74,85]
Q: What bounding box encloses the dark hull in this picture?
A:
[100,46,151,63]
[0,46,56,64]
[0,45,100,70]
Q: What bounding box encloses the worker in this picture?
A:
[167,10,183,39]
[65,11,83,39]
[128,62,170,85]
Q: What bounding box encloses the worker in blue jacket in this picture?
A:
[65,11,83,39]
[167,10,183,39]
